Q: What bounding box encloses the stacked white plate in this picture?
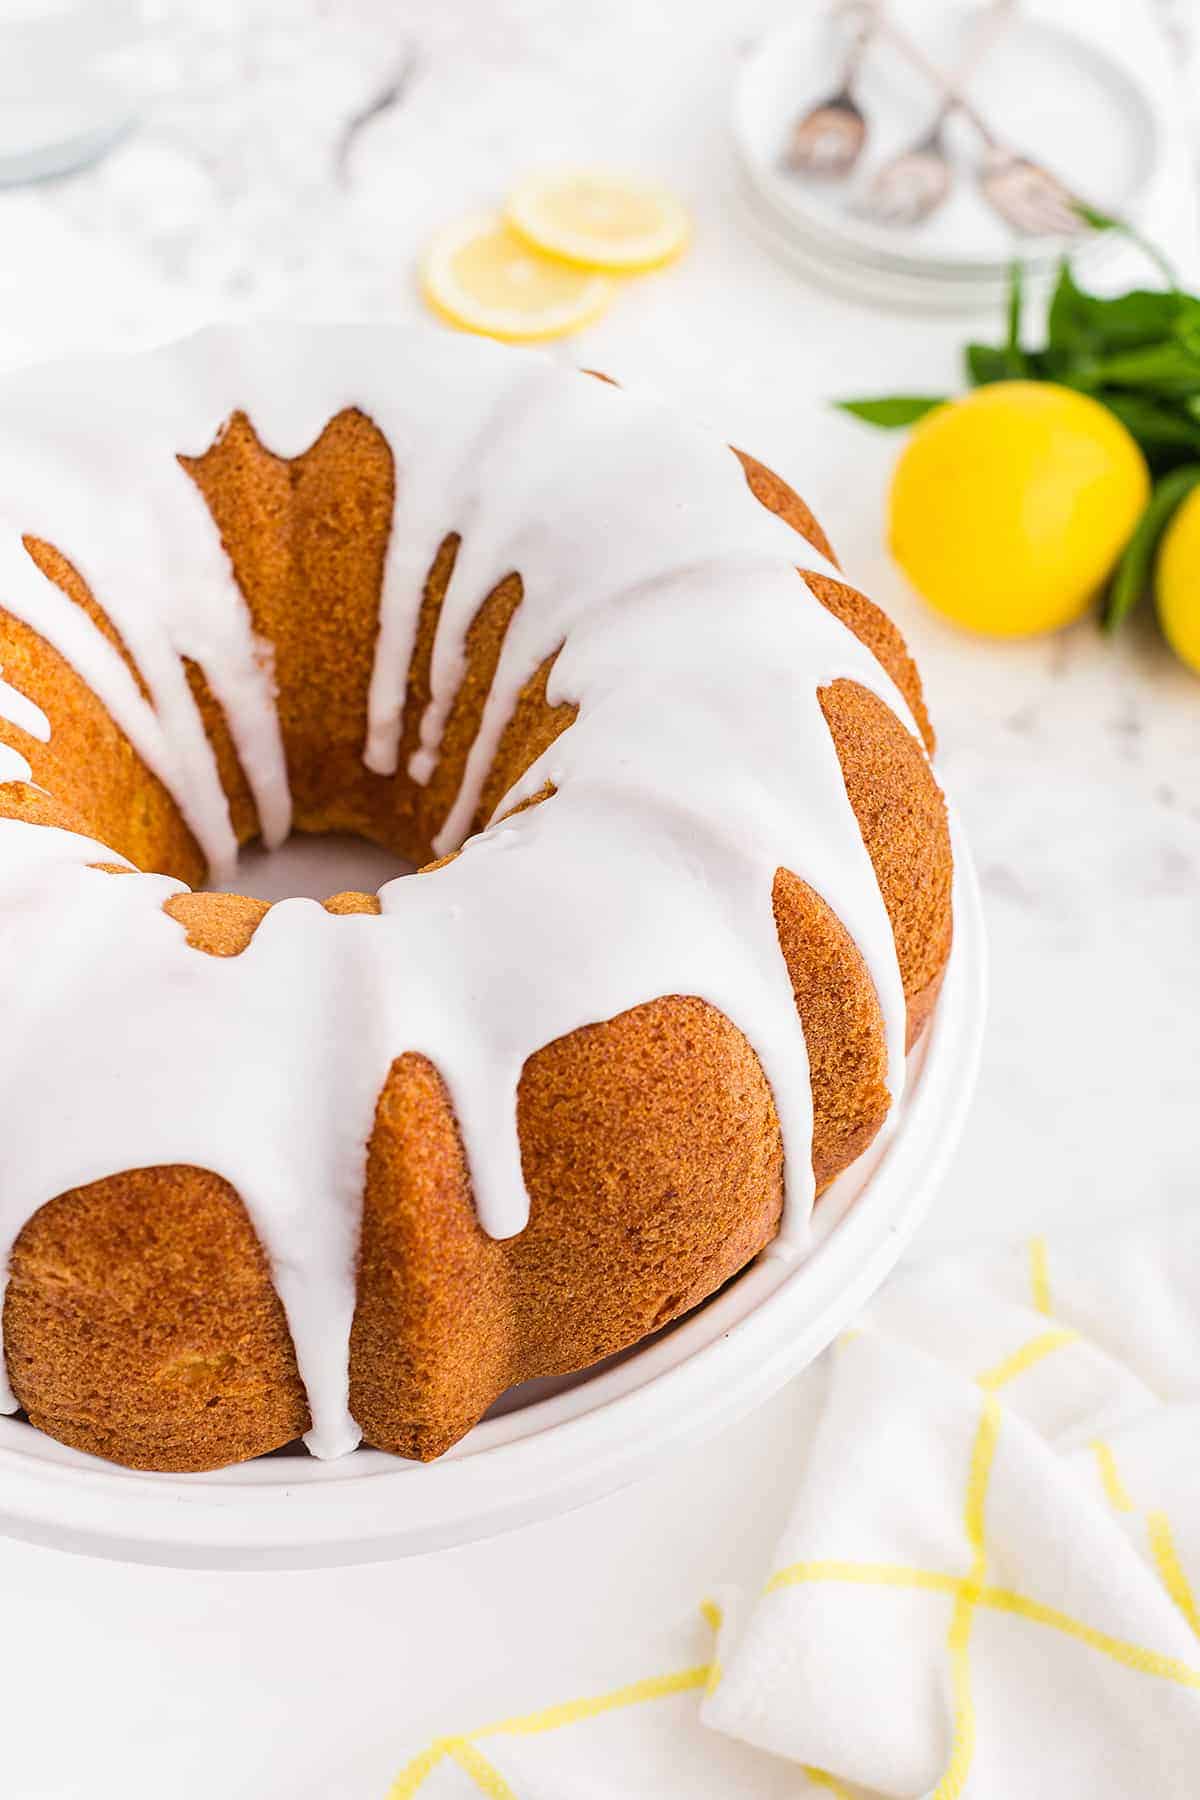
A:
[733,4,1163,311]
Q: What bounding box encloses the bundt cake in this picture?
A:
[0,325,952,1472]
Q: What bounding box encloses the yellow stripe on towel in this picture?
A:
[1028,1235,1053,1315]
[976,1328,1077,1391]
[446,1740,517,1799]
[1091,1439,1136,1512]
[1148,1512,1200,1641]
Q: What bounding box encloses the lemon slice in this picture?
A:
[421,213,616,343]
[505,169,690,273]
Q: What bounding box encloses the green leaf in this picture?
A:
[1006,259,1024,356]
[1073,201,1121,233]
[834,396,947,427]
[965,339,1035,385]
[1172,300,1200,356]
[1093,341,1200,396]
[1047,259,1096,356]
[1101,392,1200,451]
[1046,266,1184,362]
[1045,357,1101,392]
[966,343,1010,385]
[1104,462,1200,631]
[1085,289,1186,350]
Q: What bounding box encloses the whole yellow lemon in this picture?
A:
[1155,483,1200,676]
[888,382,1150,637]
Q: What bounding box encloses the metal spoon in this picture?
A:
[872,6,1083,236]
[783,3,877,178]
[860,112,955,226]
[861,0,1016,227]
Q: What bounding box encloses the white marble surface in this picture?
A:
[0,2,1196,1796]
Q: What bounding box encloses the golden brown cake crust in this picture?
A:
[1,404,952,1470]
[163,889,272,956]
[735,449,838,566]
[351,1000,785,1461]
[4,1167,308,1471]
[0,599,207,886]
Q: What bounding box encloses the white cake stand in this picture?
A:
[0,808,985,1569]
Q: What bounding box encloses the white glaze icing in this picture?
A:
[0,675,43,785]
[0,325,925,1458]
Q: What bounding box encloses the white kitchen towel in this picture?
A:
[386,1221,1200,1798]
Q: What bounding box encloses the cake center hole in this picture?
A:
[212,834,416,903]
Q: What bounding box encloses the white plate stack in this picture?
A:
[732,3,1163,312]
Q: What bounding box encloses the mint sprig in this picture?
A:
[1104,464,1200,632]
[836,221,1200,632]
[836,396,947,426]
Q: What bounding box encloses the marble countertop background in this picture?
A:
[0,2,1196,1796]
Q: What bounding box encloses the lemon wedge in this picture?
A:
[505,169,690,273]
[421,213,616,343]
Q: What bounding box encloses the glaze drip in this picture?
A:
[0,326,921,1457]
